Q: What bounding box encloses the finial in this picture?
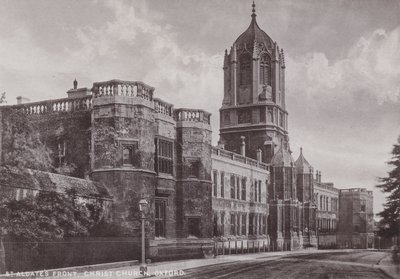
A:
[73,78,78,90]
[252,1,256,17]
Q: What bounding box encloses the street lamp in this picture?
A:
[139,197,148,275]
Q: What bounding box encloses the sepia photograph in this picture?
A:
[0,0,400,278]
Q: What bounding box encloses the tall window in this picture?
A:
[213,213,218,237]
[260,107,266,123]
[188,217,200,237]
[260,54,271,86]
[249,213,254,235]
[220,172,225,198]
[213,170,218,197]
[230,175,235,199]
[240,54,252,86]
[241,178,247,200]
[156,139,173,174]
[236,177,240,200]
[254,179,258,202]
[230,213,236,235]
[242,214,247,235]
[221,212,225,236]
[262,215,266,234]
[155,200,166,238]
[258,180,262,202]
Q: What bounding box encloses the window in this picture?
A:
[259,215,262,235]
[188,217,200,237]
[189,160,200,178]
[56,140,66,166]
[213,170,218,197]
[260,107,266,123]
[220,172,225,198]
[360,201,366,212]
[241,178,246,201]
[221,212,225,236]
[262,215,266,234]
[239,54,251,86]
[156,139,173,174]
[242,214,247,235]
[236,177,240,200]
[279,112,284,127]
[268,109,273,123]
[123,145,133,165]
[155,200,166,238]
[254,179,258,202]
[213,213,218,237]
[249,213,254,235]
[230,213,236,235]
[230,175,235,199]
[260,54,271,86]
[258,180,262,202]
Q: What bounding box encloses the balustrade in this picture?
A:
[16,96,92,115]
[212,146,270,171]
[92,80,154,101]
[154,98,173,117]
[174,109,211,124]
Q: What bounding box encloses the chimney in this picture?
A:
[315,171,319,182]
[240,136,246,157]
[256,148,262,162]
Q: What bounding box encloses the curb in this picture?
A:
[0,260,139,279]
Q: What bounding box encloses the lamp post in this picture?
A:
[139,197,148,275]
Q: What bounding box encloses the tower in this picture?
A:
[219,2,288,164]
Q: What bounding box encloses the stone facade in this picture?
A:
[337,188,374,249]
[0,3,376,260]
[211,146,269,245]
[313,173,339,248]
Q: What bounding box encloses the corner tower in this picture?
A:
[219,2,288,163]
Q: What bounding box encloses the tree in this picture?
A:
[377,136,400,240]
[2,109,53,171]
[0,92,6,104]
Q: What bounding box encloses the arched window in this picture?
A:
[239,54,252,86]
[260,54,271,86]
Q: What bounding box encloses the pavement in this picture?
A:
[0,249,399,279]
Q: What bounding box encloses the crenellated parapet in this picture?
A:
[92,79,154,101]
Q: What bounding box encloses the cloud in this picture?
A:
[286,26,400,214]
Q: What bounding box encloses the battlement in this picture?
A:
[340,188,373,195]
[212,146,269,171]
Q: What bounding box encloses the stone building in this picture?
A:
[218,3,317,250]
[313,172,339,248]
[0,3,375,260]
[337,188,374,249]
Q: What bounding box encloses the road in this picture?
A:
[170,251,391,279]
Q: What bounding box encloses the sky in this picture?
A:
[1,0,400,215]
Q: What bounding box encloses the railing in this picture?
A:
[154,98,173,117]
[174,109,211,124]
[212,146,270,171]
[92,79,154,101]
[14,96,92,115]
